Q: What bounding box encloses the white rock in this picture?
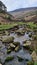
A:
[0,64,2,65]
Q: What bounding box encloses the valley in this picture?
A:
[0,21,37,65]
[0,5,37,65]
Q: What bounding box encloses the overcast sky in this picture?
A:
[0,0,37,11]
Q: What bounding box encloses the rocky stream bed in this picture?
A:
[0,25,37,65]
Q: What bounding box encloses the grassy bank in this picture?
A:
[0,22,37,30]
[0,22,25,30]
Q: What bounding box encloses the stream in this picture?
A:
[0,27,32,65]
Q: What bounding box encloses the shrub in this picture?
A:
[5,15,11,21]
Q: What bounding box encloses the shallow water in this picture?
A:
[4,49,32,65]
[0,28,32,65]
[10,32,31,45]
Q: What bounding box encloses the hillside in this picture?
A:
[0,7,37,23]
[9,7,37,22]
[0,1,37,65]
[0,11,14,24]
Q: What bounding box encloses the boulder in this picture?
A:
[10,43,15,50]
[15,29,25,35]
[15,46,20,52]
[5,31,10,35]
[13,42,20,46]
[2,36,14,43]
[27,61,34,65]
[23,41,31,47]
[7,49,11,54]
[31,51,37,61]
[5,56,14,62]
[10,43,15,48]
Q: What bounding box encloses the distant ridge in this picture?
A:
[9,7,37,22]
[9,7,37,12]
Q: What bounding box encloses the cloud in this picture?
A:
[26,0,37,5]
[0,0,37,11]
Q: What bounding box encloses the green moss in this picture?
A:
[7,49,11,54]
[5,56,14,62]
[0,23,17,30]
[2,36,14,43]
[27,61,34,65]
[0,22,37,31]
[34,62,37,65]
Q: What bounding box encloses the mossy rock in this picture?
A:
[15,46,20,52]
[17,56,24,62]
[5,56,14,62]
[23,46,30,50]
[16,30,25,35]
[13,42,20,46]
[7,49,11,54]
[10,43,15,50]
[10,43,15,48]
[23,41,31,47]
[5,31,10,35]
[24,46,33,53]
[2,36,14,43]
[27,61,34,65]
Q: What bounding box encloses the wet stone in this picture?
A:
[2,36,14,43]
[5,56,14,62]
[15,46,20,52]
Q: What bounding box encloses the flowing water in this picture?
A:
[0,27,32,65]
